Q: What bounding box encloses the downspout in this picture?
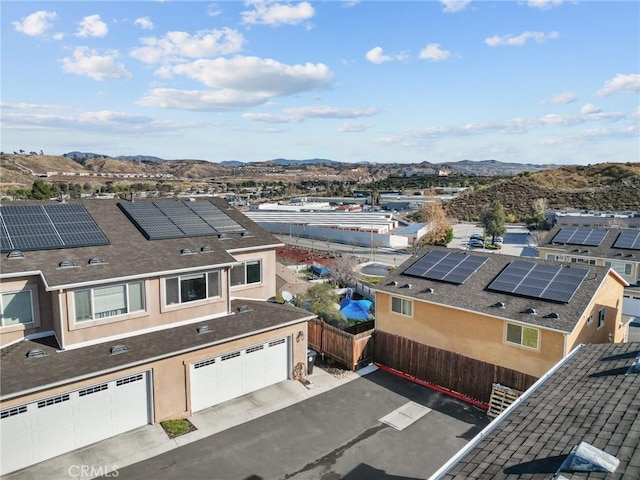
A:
[57,289,66,350]
[226,267,232,314]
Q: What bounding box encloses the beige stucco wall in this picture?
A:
[0,276,53,347]
[1,321,308,423]
[375,292,565,378]
[229,249,277,300]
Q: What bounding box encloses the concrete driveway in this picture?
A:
[115,370,490,480]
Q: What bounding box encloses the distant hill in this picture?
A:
[445,163,640,221]
[63,151,165,164]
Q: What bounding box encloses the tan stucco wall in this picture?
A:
[375,292,565,378]
[229,250,277,300]
[565,272,626,352]
[0,276,53,347]
[1,321,308,423]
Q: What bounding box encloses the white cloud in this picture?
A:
[283,106,379,119]
[485,31,559,47]
[596,73,640,97]
[337,122,374,133]
[12,10,58,37]
[580,103,601,115]
[134,17,154,30]
[130,28,244,64]
[528,0,564,9]
[160,56,333,96]
[545,91,577,104]
[342,1,360,8]
[365,46,405,64]
[137,88,271,111]
[441,0,471,13]
[419,43,452,61]
[207,4,223,17]
[61,47,131,81]
[242,112,299,123]
[1,102,69,111]
[241,1,315,26]
[75,14,109,38]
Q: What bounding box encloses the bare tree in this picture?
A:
[328,256,360,288]
[417,197,453,246]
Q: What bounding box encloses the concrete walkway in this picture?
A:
[5,365,378,480]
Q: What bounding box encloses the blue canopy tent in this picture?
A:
[339,298,373,321]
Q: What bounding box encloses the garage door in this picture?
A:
[190,337,289,413]
[0,371,151,475]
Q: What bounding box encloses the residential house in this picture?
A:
[538,225,640,318]
[373,247,627,402]
[431,341,640,479]
[0,198,314,475]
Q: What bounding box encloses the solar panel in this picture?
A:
[552,227,607,247]
[118,200,246,240]
[613,230,640,250]
[488,260,589,303]
[404,250,488,284]
[0,204,109,252]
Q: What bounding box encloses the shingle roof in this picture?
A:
[375,246,620,333]
[436,342,640,479]
[0,299,314,400]
[541,225,640,264]
[0,198,282,288]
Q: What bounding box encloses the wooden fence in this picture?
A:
[308,318,374,371]
[374,331,538,404]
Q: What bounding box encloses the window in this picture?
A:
[598,308,606,328]
[506,323,539,349]
[1,290,34,327]
[605,261,632,276]
[391,296,413,316]
[165,271,220,306]
[75,281,145,322]
[230,260,261,287]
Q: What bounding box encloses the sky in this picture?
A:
[1,0,639,165]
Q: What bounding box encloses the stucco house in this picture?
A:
[373,247,628,400]
[0,198,314,475]
[537,225,640,318]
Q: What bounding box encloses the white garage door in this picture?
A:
[0,371,151,475]
[190,337,289,413]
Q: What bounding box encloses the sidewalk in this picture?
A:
[5,365,378,480]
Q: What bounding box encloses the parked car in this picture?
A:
[469,239,485,248]
[470,233,483,240]
[495,237,504,244]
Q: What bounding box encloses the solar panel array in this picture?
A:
[118,200,246,240]
[488,260,589,303]
[613,230,640,250]
[404,250,489,284]
[552,227,607,247]
[0,204,109,253]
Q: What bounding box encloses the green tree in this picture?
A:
[481,200,507,244]
[295,283,348,329]
[30,180,60,200]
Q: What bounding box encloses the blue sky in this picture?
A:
[2,0,639,165]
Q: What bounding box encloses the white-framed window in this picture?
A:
[570,257,595,265]
[598,307,606,328]
[230,260,261,287]
[165,271,220,306]
[604,261,632,276]
[74,281,145,322]
[505,323,539,349]
[391,296,413,316]
[1,289,34,327]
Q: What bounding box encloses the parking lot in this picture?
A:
[449,223,537,258]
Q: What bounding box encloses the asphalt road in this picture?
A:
[114,370,490,480]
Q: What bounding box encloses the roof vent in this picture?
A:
[181,248,196,255]
[7,250,24,259]
[58,260,77,268]
[424,287,434,294]
[237,305,252,313]
[218,233,230,239]
[390,280,398,286]
[88,257,105,265]
[492,302,506,308]
[26,348,47,358]
[625,254,634,258]
[614,253,623,257]
[109,344,128,356]
[626,353,640,375]
[404,283,412,289]
[200,245,213,253]
[241,231,252,237]
[522,308,537,315]
[558,441,619,473]
[544,312,560,319]
[197,325,213,334]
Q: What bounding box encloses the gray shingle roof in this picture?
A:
[0,299,314,400]
[437,342,640,479]
[0,198,282,288]
[375,246,618,333]
[541,225,639,265]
